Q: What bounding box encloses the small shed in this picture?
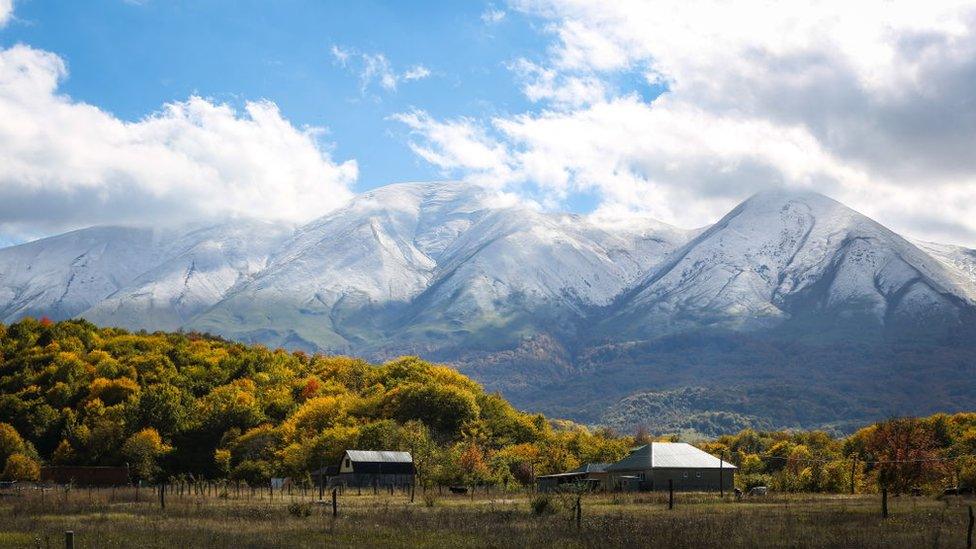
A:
[607,442,735,492]
[329,450,415,488]
[536,463,610,492]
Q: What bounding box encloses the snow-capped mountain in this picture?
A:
[606,190,976,339]
[187,182,690,352]
[2,183,975,348]
[0,226,164,322]
[84,220,294,331]
[2,182,976,430]
[0,221,292,328]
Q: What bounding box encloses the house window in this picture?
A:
[344,458,350,468]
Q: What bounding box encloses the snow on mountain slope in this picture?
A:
[189,181,692,352]
[913,240,976,301]
[84,220,293,331]
[2,182,975,355]
[0,227,163,322]
[608,190,976,337]
[397,207,690,348]
[187,182,470,350]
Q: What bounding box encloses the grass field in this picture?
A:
[0,485,973,548]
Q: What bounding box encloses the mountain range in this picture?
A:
[3,181,975,435]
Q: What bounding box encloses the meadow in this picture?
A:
[0,485,973,548]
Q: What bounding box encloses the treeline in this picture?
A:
[0,319,628,486]
[696,412,976,493]
[0,318,973,494]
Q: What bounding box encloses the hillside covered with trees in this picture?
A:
[0,318,973,494]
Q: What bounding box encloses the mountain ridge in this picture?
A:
[2,181,975,432]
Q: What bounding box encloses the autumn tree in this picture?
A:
[121,428,172,482]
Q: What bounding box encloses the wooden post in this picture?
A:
[967,505,973,549]
[332,488,338,518]
[159,483,165,509]
[850,460,856,494]
[668,479,674,510]
[65,531,74,549]
[881,488,888,519]
[410,483,415,503]
[575,494,581,529]
[719,455,724,497]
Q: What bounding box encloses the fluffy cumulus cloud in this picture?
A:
[397,0,976,244]
[0,45,357,239]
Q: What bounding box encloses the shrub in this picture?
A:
[530,494,559,516]
[287,502,312,518]
[3,454,40,481]
[423,492,438,507]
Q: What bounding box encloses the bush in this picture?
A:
[423,492,438,507]
[287,502,312,518]
[3,454,40,481]
[530,494,559,516]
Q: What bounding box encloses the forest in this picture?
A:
[0,318,973,494]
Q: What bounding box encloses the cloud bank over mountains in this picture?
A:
[399,0,976,245]
[1,0,976,247]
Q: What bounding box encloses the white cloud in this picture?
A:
[391,110,514,187]
[481,6,507,25]
[509,58,607,108]
[0,0,13,27]
[0,45,358,237]
[331,45,431,95]
[402,65,431,82]
[330,45,351,66]
[394,0,976,245]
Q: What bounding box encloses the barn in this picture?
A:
[536,463,610,492]
[606,442,736,492]
[328,450,415,488]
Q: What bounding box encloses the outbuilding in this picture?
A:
[328,450,415,488]
[607,442,735,492]
[536,462,610,492]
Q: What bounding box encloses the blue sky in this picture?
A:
[2,0,546,191]
[1,1,975,247]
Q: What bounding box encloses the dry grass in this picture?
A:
[0,486,973,548]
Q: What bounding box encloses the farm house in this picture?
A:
[607,442,736,492]
[327,450,416,488]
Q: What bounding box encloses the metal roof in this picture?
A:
[539,463,611,478]
[345,450,413,463]
[607,443,736,471]
[571,462,610,474]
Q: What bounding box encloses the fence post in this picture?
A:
[575,494,582,529]
[668,479,674,510]
[159,482,165,510]
[332,488,338,518]
[719,456,724,498]
[410,483,415,503]
[967,505,973,549]
[881,488,888,519]
[64,531,74,549]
